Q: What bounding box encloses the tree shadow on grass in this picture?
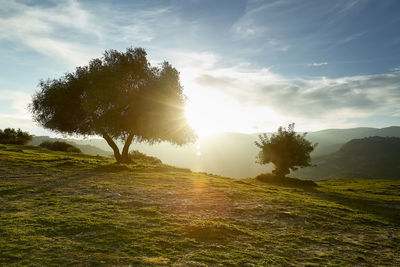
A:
[256,173,318,188]
[310,189,400,225]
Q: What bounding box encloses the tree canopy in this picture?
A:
[30,47,196,163]
[255,123,317,177]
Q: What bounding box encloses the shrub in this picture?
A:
[256,173,317,188]
[0,128,32,145]
[39,141,81,153]
[129,150,162,164]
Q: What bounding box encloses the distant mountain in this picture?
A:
[29,126,400,178]
[294,136,400,180]
[30,136,112,157]
[305,127,377,156]
[306,126,400,156]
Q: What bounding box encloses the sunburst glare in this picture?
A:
[184,83,285,138]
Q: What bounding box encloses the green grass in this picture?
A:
[0,144,399,265]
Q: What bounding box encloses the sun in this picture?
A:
[181,70,286,138]
[184,88,236,137]
[184,86,285,138]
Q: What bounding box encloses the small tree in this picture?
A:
[30,47,196,163]
[0,128,32,145]
[255,123,317,177]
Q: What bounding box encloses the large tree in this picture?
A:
[255,123,317,177]
[30,47,196,163]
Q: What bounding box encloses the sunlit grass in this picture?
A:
[0,145,399,265]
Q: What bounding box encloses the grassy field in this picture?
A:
[0,145,399,265]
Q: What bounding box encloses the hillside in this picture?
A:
[31,126,400,178]
[306,126,400,157]
[1,145,399,265]
[30,136,112,157]
[294,136,400,180]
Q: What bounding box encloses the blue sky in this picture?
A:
[1,0,400,136]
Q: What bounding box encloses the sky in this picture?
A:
[1,0,400,137]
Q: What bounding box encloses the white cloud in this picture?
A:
[0,89,37,133]
[163,51,400,132]
[308,62,328,67]
[179,53,400,131]
[166,51,220,71]
[0,89,61,136]
[102,5,174,43]
[0,0,175,67]
[0,0,99,66]
[0,90,31,119]
[392,66,400,73]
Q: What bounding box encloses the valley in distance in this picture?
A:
[31,126,400,179]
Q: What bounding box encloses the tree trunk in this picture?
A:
[273,166,289,178]
[101,131,122,163]
[121,133,134,163]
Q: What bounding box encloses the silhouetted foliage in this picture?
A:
[30,47,196,163]
[255,123,317,177]
[129,150,162,164]
[40,141,81,153]
[0,128,32,145]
